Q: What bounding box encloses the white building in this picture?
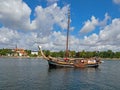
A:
[31,51,38,55]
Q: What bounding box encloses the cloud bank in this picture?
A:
[0,0,120,52]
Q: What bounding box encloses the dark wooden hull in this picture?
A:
[48,60,99,68]
[48,60,74,68]
[86,63,99,68]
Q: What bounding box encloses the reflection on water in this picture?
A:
[0,58,120,90]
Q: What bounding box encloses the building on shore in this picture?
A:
[31,51,38,55]
[13,48,27,56]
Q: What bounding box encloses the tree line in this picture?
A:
[43,50,120,58]
[0,48,120,58]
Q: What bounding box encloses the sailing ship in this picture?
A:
[38,9,101,68]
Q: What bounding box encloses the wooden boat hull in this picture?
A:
[86,63,99,68]
[48,60,74,68]
[48,60,99,68]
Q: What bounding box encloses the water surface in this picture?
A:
[0,58,120,90]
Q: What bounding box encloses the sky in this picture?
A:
[0,0,120,51]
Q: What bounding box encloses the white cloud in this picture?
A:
[0,27,20,48]
[84,33,98,46]
[0,0,71,32]
[80,16,99,33]
[81,18,120,51]
[80,13,110,34]
[99,13,111,27]
[49,31,81,51]
[33,3,70,36]
[0,0,72,39]
[99,18,120,43]
[1,17,120,52]
[0,27,48,50]
[113,0,120,4]
[0,0,33,30]
[0,0,74,51]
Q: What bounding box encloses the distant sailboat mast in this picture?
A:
[65,8,70,59]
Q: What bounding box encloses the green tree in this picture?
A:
[70,51,76,57]
[107,50,114,58]
[0,48,13,56]
[44,50,50,57]
[115,52,120,58]
[25,50,31,56]
[58,51,65,58]
[80,50,86,58]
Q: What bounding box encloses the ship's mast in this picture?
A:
[65,8,70,58]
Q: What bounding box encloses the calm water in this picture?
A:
[0,58,120,90]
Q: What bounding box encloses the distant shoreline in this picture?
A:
[0,56,120,60]
[0,56,42,59]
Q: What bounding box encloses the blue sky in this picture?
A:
[0,0,120,51]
